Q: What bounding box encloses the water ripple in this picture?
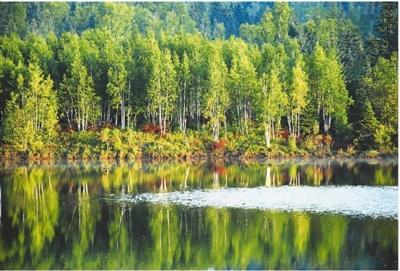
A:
[120,186,398,219]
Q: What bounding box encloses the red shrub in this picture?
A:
[212,139,226,154]
[87,124,100,132]
[276,130,290,140]
[142,124,161,134]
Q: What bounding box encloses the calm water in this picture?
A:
[0,159,397,269]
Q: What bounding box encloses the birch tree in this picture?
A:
[288,55,308,137]
[148,48,178,134]
[203,47,229,141]
[59,56,99,131]
[3,63,58,152]
[309,43,351,133]
[258,68,287,147]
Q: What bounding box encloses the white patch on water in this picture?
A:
[122,186,398,219]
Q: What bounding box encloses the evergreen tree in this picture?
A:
[377,2,398,57]
[365,52,398,131]
[356,98,378,150]
[367,2,398,64]
[0,3,27,36]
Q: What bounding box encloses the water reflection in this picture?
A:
[0,159,397,269]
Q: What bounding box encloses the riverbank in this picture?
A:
[0,129,396,163]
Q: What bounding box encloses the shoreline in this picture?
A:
[0,152,397,168]
[1,128,397,167]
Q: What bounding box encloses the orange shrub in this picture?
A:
[212,138,226,154]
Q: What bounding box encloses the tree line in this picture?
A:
[0,2,397,155]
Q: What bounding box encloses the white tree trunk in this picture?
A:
[265,122,271,148]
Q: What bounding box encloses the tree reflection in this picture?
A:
[65,181,101,269]
[0,167,59,269]
[0,160,397,269]
[314,216,348,268]
[147,205,182,269]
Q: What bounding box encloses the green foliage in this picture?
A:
[3,63,58,154]
[287,135,297,153]
[308,44,352,133]
[224,130,267,158]
[290,55,308,115]
[148,45,179,134]
[203,45,229,141]
[57,129,211,160]
[368,2,398,61]
[3,95,35,152]
[374,124,395,153]
[364,149,379,158]
[0,2,397,158]
[224,37,258,134]
[59,55,99,131]
[365,52,398,130]
[256,68,287,147]
[300,134,332,156]
[106,58,127,125]
[0,3,27,36]
[288,53,308,137]
[356,98,378,150]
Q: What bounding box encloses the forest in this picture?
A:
[0,2,397,160]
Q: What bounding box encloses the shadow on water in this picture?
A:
[0,159,397,269]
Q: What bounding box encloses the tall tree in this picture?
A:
[364,52,398,131]
[257,68,288,147]
[355,97,378,150]
[59,56,99,131]
[106,57,128,128]
[27,3,69,36]
[3,63,58,152]
[129,34,155,128]
[309,43,351,133]
[148,48,178,134]
[288,54,308,137]
[176,52,190,132]
[272,1,291,42]
[0,3,27,36]
[226,43,258,134]
[203,46,229,141]
[377,2,398,57]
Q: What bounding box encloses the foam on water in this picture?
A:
[122,186,398,219]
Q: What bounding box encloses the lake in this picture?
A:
[0,159,397,269]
